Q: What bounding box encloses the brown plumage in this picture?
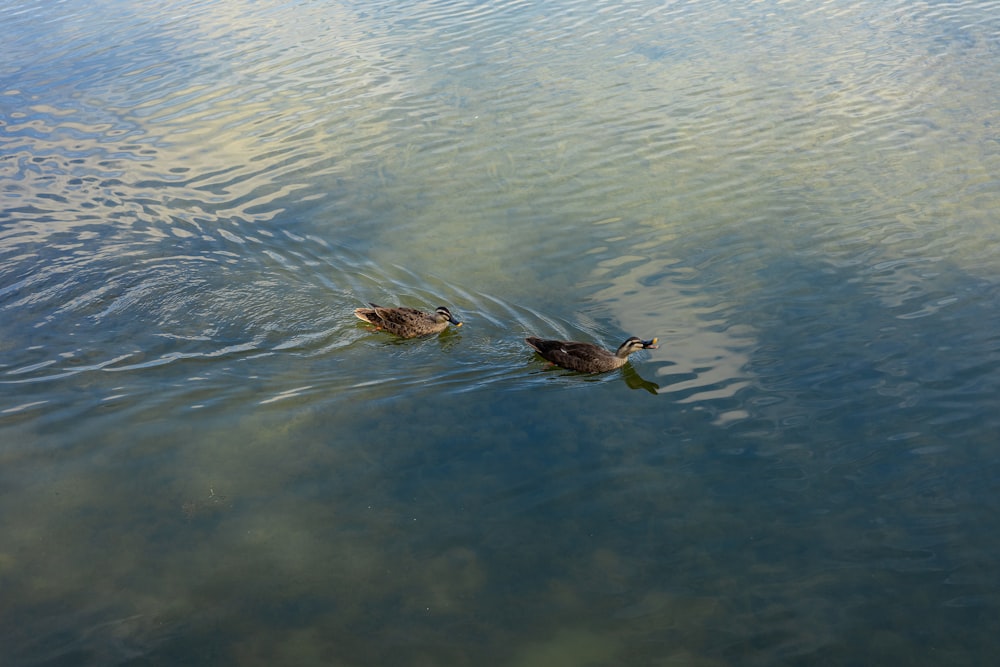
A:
[525,335,658,373]
[354,303,462,338]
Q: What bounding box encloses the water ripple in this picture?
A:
[4,0,1000,665]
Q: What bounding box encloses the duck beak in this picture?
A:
[642,338,658,349]
[451,319,463,327]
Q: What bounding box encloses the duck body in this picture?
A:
[525,336,658,373]
[354,303,462,338]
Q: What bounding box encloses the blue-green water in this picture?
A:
[3,0,1000,664]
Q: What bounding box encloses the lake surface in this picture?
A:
[2,0,1000,664]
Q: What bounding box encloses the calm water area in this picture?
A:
[3,0,1000,664]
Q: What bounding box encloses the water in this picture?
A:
[2,0,1000,664]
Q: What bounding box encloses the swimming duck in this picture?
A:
[525,335,658,373]
[354,303,462,338]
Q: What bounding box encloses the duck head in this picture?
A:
[616,336,658,357]
[435,306,462,327]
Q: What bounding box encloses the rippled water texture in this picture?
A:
[3,0,1000,664]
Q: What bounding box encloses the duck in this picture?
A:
[525,335,658,373]
[354,303,462,338]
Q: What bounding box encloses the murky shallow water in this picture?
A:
[3,0,1000,664]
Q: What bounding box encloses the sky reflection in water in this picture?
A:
[2,0,1000,665]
